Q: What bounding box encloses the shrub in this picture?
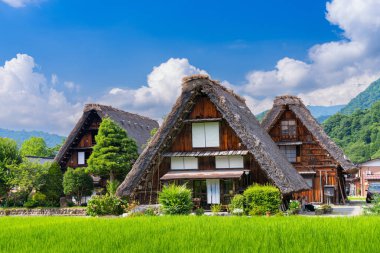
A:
[289,200,300,209]
[2,191,28,207]
[24,192,47,208]
[320,204,333,214]
[195,207,205,216]
[288,200,301,215]
[249,206,267,216]
[144,207,156,216]
[86,194,125,216]
[158,184,193,215]
[126,200,139,212]
[229,194,245,213]
[211,204,222,214]
[364,194,380,215]
[243,184,281,215]
[232,208,244,216]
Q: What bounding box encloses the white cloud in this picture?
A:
[239,0,380,113]
[102,58,207,119]
[1,0,41,8]
[0,54,82,135]
[64,81,80,92]
[51,74,58,86]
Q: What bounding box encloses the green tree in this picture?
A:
[0,138,21,198]
[87,118,138,182]
[20,137,55,157]
[40,162,63,206]
[63,168,94,205]
[8,158,50,194]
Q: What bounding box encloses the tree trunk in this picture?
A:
[110,171,115,183]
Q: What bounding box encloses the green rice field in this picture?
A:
[0,216,379,253]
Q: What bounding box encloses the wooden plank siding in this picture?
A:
[66,115,101,168]
[268,109,343,203]
[170,97,245,152]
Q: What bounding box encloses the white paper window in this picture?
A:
[215,156,229,168]
[229,156,244,168]
[171,157,184,170]
[215,156,244,169]
[207,179,220,204]
[78,152,85,165]
[205,122,220,147]
[171,157,198,170]
[192,123,206,148]
[184,157,198,169]
[192,122,220,148]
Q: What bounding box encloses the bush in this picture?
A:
[211,204,222,214]
[144,207,156,216]
[364,194,380,215]
[24,192,47,208]
[158,184,193,215]
[229,194,245,212]
[287,200,301,215]
[243,184,281,215]
[86,194,125,216]
[195,207,205,216]
[2,191,28,207]
[249,206,268,216]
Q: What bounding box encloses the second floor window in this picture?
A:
[78,152,85,165]
[192,122,220,148]
[281,120,296,136]
[215,156,244,169]
[171,157,198,170]
[279,146,298,163]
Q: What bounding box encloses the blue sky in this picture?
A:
[1,0,380,135]
[0,0,338,94]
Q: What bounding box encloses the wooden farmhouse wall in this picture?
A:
[135,95,271,204]
[268,108,344,203]
[66,114,101,168]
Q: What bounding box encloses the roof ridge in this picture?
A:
[83,103,156,122]
[182,75,246,104]
[274,95,303,106]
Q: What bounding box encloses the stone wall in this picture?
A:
[0,208,86,216]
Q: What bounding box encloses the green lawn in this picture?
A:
[0,216,379,253]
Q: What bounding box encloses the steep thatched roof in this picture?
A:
[116,75,309,197]
[55,104,159,167]
[261,95,356,172]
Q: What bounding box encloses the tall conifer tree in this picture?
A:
[87,118,138,182]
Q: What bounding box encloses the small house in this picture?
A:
[55,104,159,172]
[262,95,357,204]
[117,75,308,208]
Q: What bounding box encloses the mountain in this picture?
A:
[0,128,65,147]
[340,78,380,114]
[255,105,345,123]
[323,101,380,163]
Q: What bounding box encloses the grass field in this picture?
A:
[0,216,379,253]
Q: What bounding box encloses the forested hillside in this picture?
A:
[323,101,380,163]
[340,78,380,114]
[0,128,65,147]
